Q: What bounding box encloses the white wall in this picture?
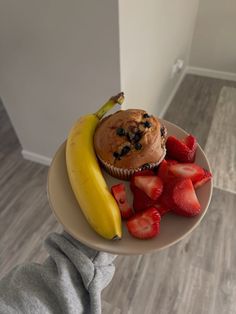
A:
[190,0,236,74]
[0,0,200,162]
[119,0,200,114]
[0,0,120,159]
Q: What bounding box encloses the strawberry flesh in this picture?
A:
[111,183,133,219]
[194,169,212,189]
[153,202,171,216]
[132,190,156,212]
[172,178,201,216]
[184,135,197,161]
[133,175,163,200]
[157,160,168,182]
[169,162,205,183]
[130,170,157,212]
[157,159,177,183]
[126,207,161,239]
[130,170,155,193]
[158,179,178,212]
[184,134,197,151]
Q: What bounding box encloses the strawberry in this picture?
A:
[165,159,178,165]
[169,163,205,183]
[132,190,156,212]
[126,207,161,239]
[184,134,197,151]
[157,159,177,183]
[158,179,177,212]
[111,183,133,219]
[130,170,157,212]
[172,178,201,216]
[153,202,171,216]
[184,135,197,161]
[157,160,168,181]
[133,175,163,200]
[130,170,155,193]
[194,169,212,189]
[166,135,197,163]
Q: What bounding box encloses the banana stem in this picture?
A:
[95,92,124,120]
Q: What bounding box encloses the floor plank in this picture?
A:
[0,100,62,278]
[164,74,236,148]
[204,86,236,193]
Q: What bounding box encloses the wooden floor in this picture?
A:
[1,74,236,314]
[0,101,62,276]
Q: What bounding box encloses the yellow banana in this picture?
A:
[66,93,124,240]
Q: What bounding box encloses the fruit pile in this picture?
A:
[111,135,212,240]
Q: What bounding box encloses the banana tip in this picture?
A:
[112,235,122,241]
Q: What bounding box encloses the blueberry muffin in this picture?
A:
[93,109,167,180]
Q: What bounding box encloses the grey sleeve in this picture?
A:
[0,232,116,314]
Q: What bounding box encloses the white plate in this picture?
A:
[47,120,213,255]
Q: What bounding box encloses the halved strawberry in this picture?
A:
[157,160,168,181]
[132,190,156,212]
[111,183,133,219]
[126,207,161,239]
[184,134,197,151]
[157,159,177,183]
[133,175,163,200]
[153,202,171,216]
[194,169,212,189]
[172,178,201,216]
[169,163,205,183]
[184,135,197,161]
[166,135,197,163]
[158,179,177,212]
[166,159,178,165]
[130,170,157,212]
[130,169,155,193]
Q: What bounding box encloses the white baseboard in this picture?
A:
[187,66,236,82]
[22,149,52,166]
[159,67,187,118]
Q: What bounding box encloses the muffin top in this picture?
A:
[93,109,167,169]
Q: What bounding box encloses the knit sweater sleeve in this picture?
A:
[0,232,116,314]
